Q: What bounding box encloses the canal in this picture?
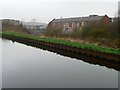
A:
[1,38,118,88]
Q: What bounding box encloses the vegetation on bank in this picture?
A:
[45,22,119,48]
[1,31,120,55]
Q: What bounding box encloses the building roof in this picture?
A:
[52,15,105,23]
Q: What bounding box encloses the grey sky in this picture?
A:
[0,0,119,23]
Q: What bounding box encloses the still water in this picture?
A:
[1,38,118,88]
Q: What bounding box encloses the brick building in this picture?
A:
[47,15,111,33]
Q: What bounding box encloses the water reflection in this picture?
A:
[2,39,118,88]
[6,38,120,71]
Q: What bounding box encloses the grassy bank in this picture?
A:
[1,31,120,55]
[46,22,119,48]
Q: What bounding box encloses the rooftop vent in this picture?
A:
[89,15,98,17]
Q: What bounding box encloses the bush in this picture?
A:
[45,29,62,37]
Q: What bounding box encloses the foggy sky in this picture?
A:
[0,0,119,23]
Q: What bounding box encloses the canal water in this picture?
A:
[1,38,118,88]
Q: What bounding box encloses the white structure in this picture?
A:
[22,22,47,30]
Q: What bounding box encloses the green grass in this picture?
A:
[1,31,120,55]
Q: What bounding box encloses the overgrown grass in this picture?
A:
[2,31,120,55]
